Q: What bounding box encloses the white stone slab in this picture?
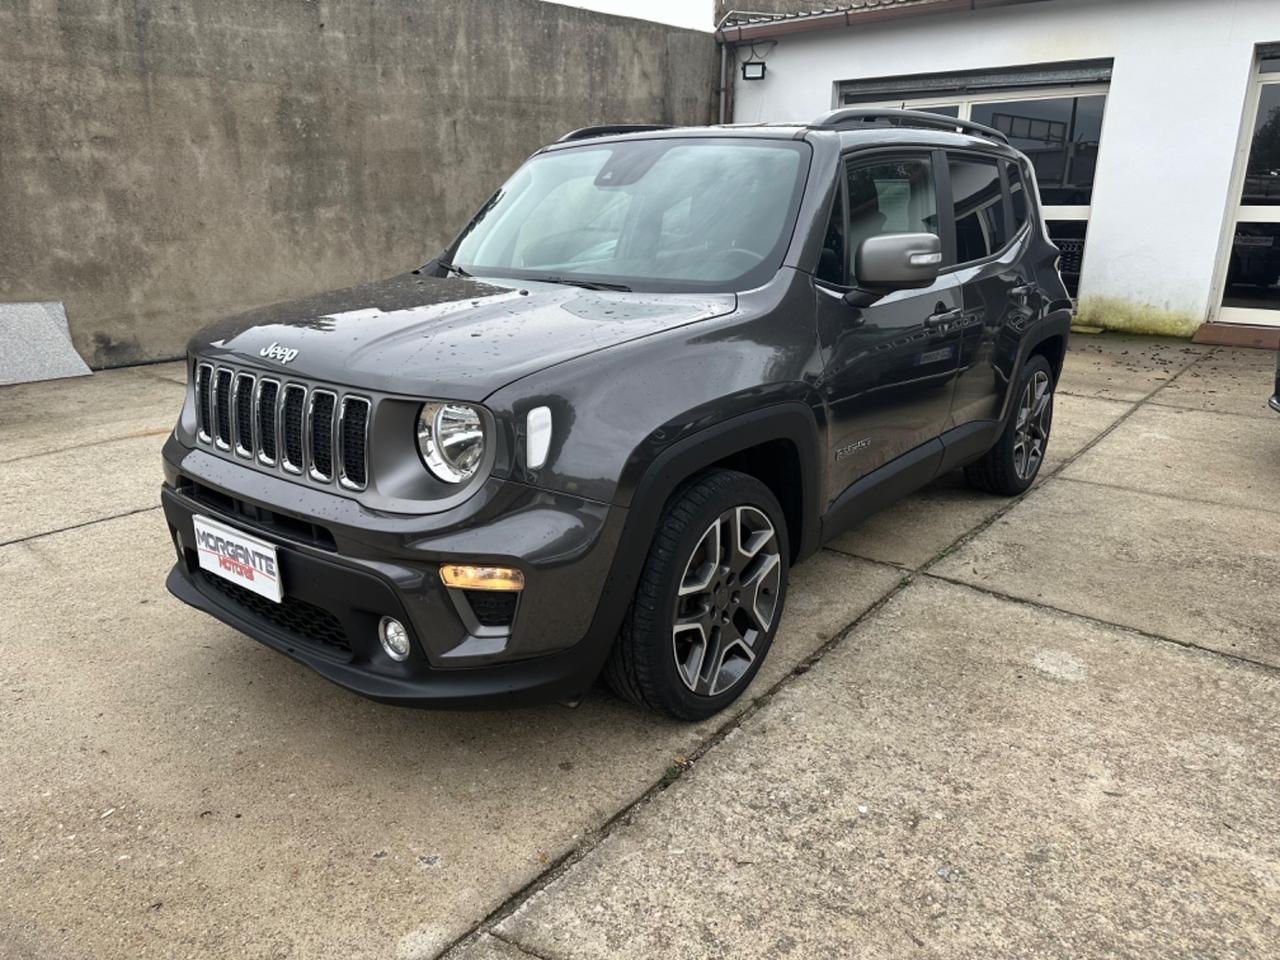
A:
[0,301,91,385]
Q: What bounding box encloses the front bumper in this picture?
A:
[1270,394,1280,414]
[161,436,629,708]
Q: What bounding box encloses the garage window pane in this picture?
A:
[971,96,1105,206]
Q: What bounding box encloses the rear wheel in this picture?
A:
[604,469,789,721]
[965,354,1054,496]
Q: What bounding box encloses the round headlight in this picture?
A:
[417,401,486,483]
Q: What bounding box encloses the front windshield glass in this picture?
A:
[450,138,810,290]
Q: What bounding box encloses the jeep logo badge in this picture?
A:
[259,342,299,365]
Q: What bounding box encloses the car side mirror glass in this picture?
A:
[853,232,943,293]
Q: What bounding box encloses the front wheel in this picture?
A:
[604,469,789,721]
[965,354,1055,496]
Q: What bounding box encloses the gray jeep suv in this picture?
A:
[162,109,1071,720]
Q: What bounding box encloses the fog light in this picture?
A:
[379,616,411,661]
[440,564,525,591]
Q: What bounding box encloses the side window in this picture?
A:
[845,157,938,281]
[816,185,846,285]
[948,156,1008,263]
[1007,161,1029,233]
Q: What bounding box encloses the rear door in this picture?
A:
[815,149,963,501]
[947,153,1038,427]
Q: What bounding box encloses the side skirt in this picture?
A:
[818,420,1001,544]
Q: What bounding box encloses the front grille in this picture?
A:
[281,385,306,474]
[339,398,370,490]
[257,379,279,464]
[196,363,213,440]
[213,369,233,450]
[198,569,350,653]
[308,391,336,481]
[191,361,370,494]
[233,373,255,458]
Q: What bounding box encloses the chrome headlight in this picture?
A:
[417,401,486,483]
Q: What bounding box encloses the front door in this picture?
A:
[815,151,962,501]
[1215,55,1280,327]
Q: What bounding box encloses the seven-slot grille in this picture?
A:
[193,361,370,491]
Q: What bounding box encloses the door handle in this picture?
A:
[925,308,962,328]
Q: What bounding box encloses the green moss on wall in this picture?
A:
[1074,297,1201,338]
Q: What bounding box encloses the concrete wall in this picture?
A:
[0,0,717,367]
[729,0,1280,335]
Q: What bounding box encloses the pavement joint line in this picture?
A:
[486,931,562,960]
[0,505,162,549]
[1056,388,1149,402]
[1052,473,1280,517]
[922,571,1280,677]
[435,569,915,960]
[0,426,174,465]
[1143,398,1278,421]
[132,365,188,387]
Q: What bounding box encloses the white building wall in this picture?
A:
[731,0,1280,333]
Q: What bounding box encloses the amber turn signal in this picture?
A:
[439,564,525,591]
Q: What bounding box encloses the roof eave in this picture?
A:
[716,0,1047,43]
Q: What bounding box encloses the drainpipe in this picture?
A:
[718,40,729,124]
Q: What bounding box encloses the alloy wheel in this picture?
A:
[672,505,782,697]
[1013,369,1052,481]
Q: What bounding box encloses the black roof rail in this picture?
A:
[557,124,674,143]
[809,108,1009,145]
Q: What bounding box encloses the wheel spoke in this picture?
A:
[740,551,781,634]
[679,520,720,596]
[672,618,709,691]
[708,645,754,696]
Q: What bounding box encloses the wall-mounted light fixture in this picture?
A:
[741,61,767,81]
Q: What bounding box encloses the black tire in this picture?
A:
[964,354,1055,496]
[604,469,790,721]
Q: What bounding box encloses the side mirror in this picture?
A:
[849,233,943,300]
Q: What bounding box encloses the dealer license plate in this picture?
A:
[192,514,283,603]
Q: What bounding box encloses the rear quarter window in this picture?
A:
[1007,161,1029,233]
[948,155,1009,263]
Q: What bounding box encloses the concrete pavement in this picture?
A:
[1,335,1278,959]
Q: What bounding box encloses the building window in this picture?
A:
[1216,50,1280,326]
[970,95,1105,207]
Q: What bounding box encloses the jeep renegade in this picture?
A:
[162,109,1071,720]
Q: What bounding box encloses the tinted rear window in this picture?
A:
[949,156,1008,263]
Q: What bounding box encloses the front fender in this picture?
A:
[484,270,825,507]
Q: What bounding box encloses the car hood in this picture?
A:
[192,272,737,401]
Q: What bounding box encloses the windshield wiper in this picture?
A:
[524,275,632,292]
[437,260,472,278]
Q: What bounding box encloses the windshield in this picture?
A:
[449,138,810,291]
